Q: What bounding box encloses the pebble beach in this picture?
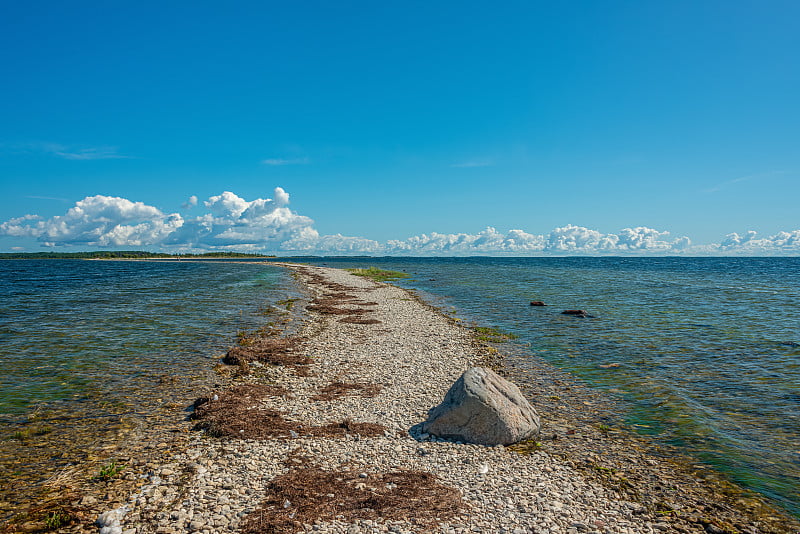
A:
[16,264,798,534]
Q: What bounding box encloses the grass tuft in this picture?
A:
[44,510,72,529]
[96,460,125,481]
[346,267,410,282]
[9,425,53,441]
[277,298,300,310]
[472,326,519,343]
[507,439,542,455]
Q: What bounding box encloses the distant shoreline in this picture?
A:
[0,251,277,260]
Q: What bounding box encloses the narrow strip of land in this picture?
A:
[82,265,798,534]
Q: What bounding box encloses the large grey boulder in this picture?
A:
[422,367,540,446]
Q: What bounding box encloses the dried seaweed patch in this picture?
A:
[193,384,296,439]
[318,419,386,437]
[192,387,386,440]
[239,468,463,533]
[313,297,379,308]
[223,337,311,376]
[339,316,382,325]
[302,272,357,294]
[306,304,373,316]
[312,295,360,306]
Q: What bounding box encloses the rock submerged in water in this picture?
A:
[561,309,594,318]
[529,301,547,306]
[422,367,540,446]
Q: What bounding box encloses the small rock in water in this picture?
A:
[80,495,98,506]
[97,505,128,533]
[561,309,594,318]
[529,301,547,306]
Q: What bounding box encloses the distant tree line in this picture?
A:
[0,251,276,259]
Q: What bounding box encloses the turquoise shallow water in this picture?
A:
[294,257,800,518]
[0,260,300,419]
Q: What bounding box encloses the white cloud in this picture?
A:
[167,188,315,249]
[0,189,315,250]
[1,188,799,255]
[182,195,198,209]
[546,224,609,251]
[204,191,251,218]
[703,171,788,193]
[0,197,181,246]
[770,230,800,248]
[384,225,691,255]
[720,231,759,249]
[261,157,310,166]
[387,227,545,254]
[450,160,493,168]
[1,141,131,160]
[0,214,43,237]
[309,234,384,253]
[43,144,130,160]
[719,230,800,254]
[617,226,686,251]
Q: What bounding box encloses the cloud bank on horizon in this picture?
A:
[1,188,798,255]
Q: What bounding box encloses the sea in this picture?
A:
[1,257,798,520]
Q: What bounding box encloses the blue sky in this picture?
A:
[1,1,798,254]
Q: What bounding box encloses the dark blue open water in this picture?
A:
[1,257,798,518]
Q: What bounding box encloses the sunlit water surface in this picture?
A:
[0,260,299,418]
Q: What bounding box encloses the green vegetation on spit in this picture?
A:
[346,266,411,282]
[276,297,301,310]
[507,439,542,454]
[0,251,276,259]
[471,326,519,343]
[44,510,72,529]
[9,426,53,441]
[96,460,125,481]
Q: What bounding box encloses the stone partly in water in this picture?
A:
[422,367,540,446]
[529,301,547,306]
[561,309,594,318]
